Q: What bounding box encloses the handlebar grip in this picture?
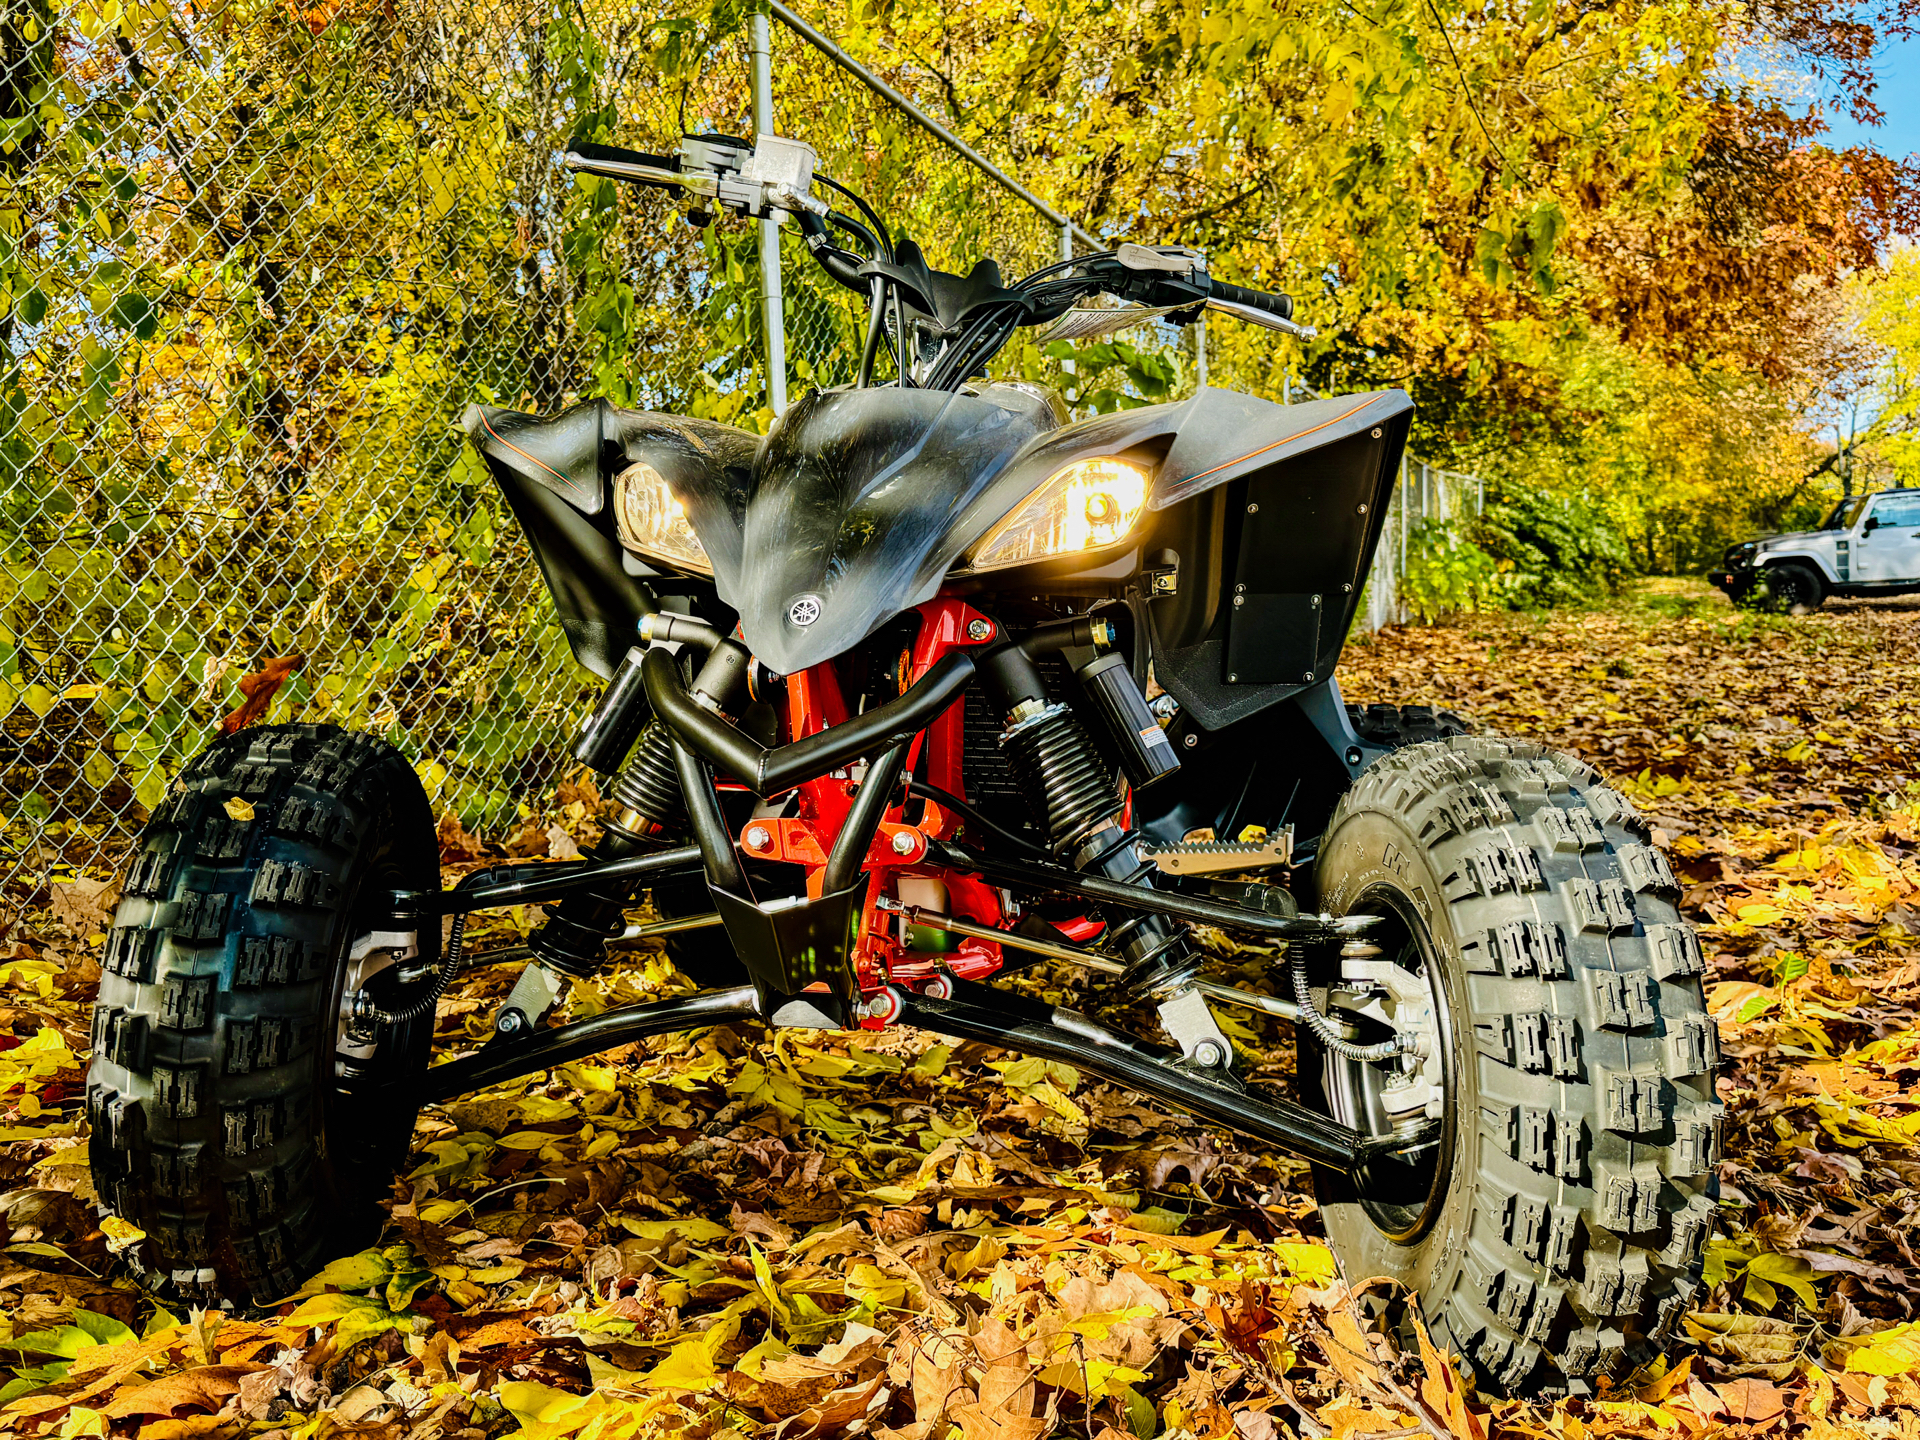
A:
[1203,277,1293,321]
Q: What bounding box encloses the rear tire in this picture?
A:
[88,725,437,1303]
[1346,703,1472,749]
[1305,735,1719,1396]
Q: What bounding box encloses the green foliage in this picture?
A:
[1398,519,1499,623]
[1473,485,1632,609]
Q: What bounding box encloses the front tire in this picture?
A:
[1760,562,1826,613]
[88,725,437,1302]
[1306,736,1719,1396]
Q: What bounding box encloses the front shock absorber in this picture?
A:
[528,626,746,978]
[977,627,1200,996]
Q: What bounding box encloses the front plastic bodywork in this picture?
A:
[463,383,1412,720]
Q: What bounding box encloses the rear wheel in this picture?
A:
[1305,736,1719,1396]
[1346,702,1472,749]
[88,725,437,1302]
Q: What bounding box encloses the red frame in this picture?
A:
[730,596,1012,1010]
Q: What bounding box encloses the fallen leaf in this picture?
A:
[219,654,304,734]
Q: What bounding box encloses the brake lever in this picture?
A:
[1206,297,1319,340]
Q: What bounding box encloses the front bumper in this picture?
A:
[1708,568,1755,598]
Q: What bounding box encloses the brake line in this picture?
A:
[1288,944,1413,1063]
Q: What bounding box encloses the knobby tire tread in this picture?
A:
[1315,735,1718,1395]
[88,724,435,1303]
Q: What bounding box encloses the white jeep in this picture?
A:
[1711,487,1921,611]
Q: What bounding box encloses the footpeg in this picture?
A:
[1141,826,1292,875]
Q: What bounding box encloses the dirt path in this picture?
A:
[0,583,1913,1437]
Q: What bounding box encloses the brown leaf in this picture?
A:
[436,811,486,861]
[100,1363,267,1419]
[1712,1377,1789,1426]
[219,653,304,734]
[503,818,550,857]
[49,876,117,936]
[1412,1311,1486,1439]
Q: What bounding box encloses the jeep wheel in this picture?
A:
[88,725,437,1303]
[1305,735,1719,1397]
[1761,562,1826,614]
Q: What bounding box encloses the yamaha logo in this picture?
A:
[787,594,822,627]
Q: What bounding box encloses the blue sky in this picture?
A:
[1818,32,1918,157]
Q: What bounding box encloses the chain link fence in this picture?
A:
[0,0,753,905]
[1361,455,1488,631]
[0,0,1196,909]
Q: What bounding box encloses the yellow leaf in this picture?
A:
[494,1130,565,1150]
[616,1216,729,1243]
[499,1380,591,1425]
[635,1338,718,1392]
[1840,1323,1920,1377]
[223,796,254,821]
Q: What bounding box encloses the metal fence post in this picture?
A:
[751,10,787,415]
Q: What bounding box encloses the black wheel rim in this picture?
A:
[1322,883,1457,1244]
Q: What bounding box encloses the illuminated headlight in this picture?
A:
[613,461,711,575]
[965,458,1150,573]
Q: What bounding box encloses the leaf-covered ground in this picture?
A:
[0,580,1913,1439]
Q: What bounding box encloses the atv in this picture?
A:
[88,132,1718,1396]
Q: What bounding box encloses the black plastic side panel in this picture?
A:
[483,453,652,681]
[462,401,757,679]
[1145,397,1412,730]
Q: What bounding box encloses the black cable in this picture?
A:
[814,174,892,260]
[352,911,466,1031]
[1288,944,1409,1063]
[907,780,1049,860]
[858,277,886,387]
[826,209,882,258]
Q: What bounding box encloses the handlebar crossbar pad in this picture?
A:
[1205,277,1294,321]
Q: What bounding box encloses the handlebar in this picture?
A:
[1202,276,1293,321]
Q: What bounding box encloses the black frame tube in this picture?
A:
[823,743,908,894]
[899,979,1427,1172]
[406,978,1428,1174]
[674,741,746,892]
[642,646,975,796]
[406,846,705,917]
[417,986,760,1104]
[927,840,1376,940]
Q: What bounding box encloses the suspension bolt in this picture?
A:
[966,618,994,641]
[865,988,904,1024]
[891,829,917,856]
[1193,1039,1228,1068]
[745,825,772,852]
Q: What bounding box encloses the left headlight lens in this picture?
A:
[614,461,711,575]
[965,457,1150,573]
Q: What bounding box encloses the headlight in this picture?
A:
[966,457,1150,573]
[613,461,711,575]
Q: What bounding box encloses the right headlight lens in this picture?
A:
[613,461,711,575]
[964,457,1151,573]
